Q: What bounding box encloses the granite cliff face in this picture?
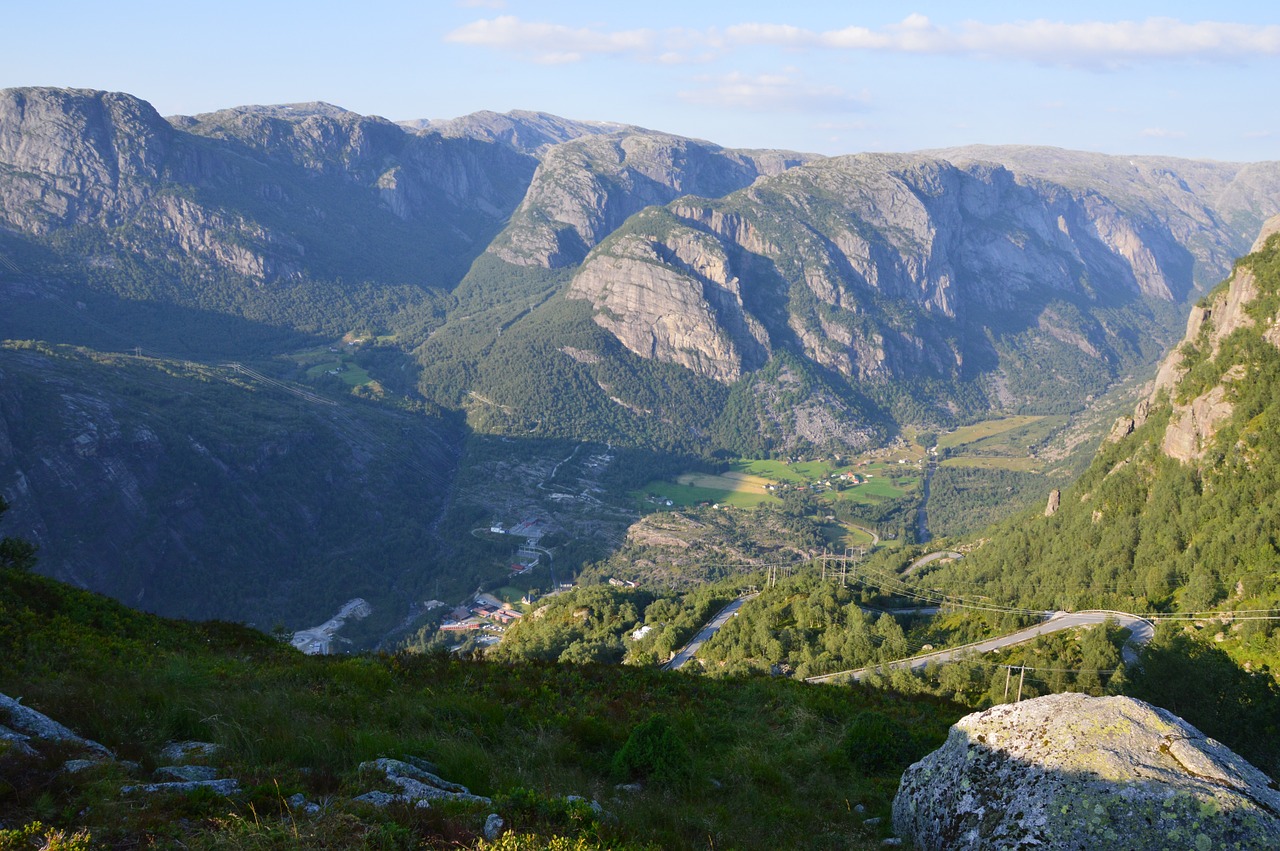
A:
[489,131,812,269]
[0,88,535,288]
[1112,214,1280,462]
[567,153,1240,412]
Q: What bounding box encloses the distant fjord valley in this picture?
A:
[3,85,1280,849]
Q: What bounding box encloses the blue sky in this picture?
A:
[5,1,1278,160]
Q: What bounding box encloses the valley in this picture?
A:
[1,77,1280,850]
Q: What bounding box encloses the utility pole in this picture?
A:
[1016,666,1026,703]
[1003,666,1012,702]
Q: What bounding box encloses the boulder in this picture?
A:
[357,758,491,807]
[158,740,220,763]
[893,693,1280,850]
[0,693,112,758]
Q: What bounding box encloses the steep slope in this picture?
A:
[566,153,1206,425]
[0,342,462,630]
[0,87,536,350]
[0,566,962,850]
[487,130,813,268]
[927,145,1280,281]
[924,216,1280,622]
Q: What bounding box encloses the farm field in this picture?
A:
[937,415,1066,455]
[638,470,778,509]
[635,457,923,512]
[940,456,1040,472]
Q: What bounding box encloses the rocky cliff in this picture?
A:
[566,152,1234,418]
[1113,214,1280,461]
[489,131,813,269]
[0,87,535,292]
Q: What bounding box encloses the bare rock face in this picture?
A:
[1043,488,1060,517]
[893,693,1280,851]
[568,153,1202,388]
[1140,214,1280,462]
[491,131,810,268]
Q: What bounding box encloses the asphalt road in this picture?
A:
[804,609,1155,684]
[663,594,759,671]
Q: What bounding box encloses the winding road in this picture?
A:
[663,594,758,671]
[804,609,1155,684]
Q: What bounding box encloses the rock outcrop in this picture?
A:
[568,152,1242,402]
[1126,213,1280,462]
[490,130,811,268]
[893,693,1280,850]
[0,86,535,287]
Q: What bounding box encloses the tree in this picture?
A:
[0,496,38,571]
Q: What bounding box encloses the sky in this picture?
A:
[4,1,1279,161]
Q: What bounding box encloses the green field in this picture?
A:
[940,456,1040,472]
[638,470,778,509]
[938,416,1047,450]
[637,456,922,511]
[306,359,372,387]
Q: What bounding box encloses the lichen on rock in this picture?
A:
[892,693,1280,850]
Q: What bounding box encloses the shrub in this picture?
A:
[610,714,693,788]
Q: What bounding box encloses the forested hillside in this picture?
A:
[924,219,1280,667]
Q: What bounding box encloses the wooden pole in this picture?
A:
[1017,666,1026,702]
[1003,666,1012,702]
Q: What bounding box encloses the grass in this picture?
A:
[937,416,1049,451]
[939,456,1040,472]
[305,359,373,387]
[0,568,963,850]
[636,456,924,511]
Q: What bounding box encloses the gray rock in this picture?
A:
[358,758,491,805]
[155,764,218,782]
[400,754,441,775]
[614,782,642,794]
[0,724,39,759]
[352,790,401,808]
[565,795,603,814]
[484,813,504,841]
[158,741,220,763]
[286,793,322,815]
[122,778,239,796]
[893,693,1280,850]
[61,759,101,773]
[0,693,112,758]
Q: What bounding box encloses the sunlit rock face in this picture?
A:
[893,693,1280,851]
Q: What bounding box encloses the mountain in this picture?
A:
[0,341,463,631]
[6,86,1280,628]
[400,108,637,154]
[924,215,1280,623]
[552,150,1280,431]
[487,130,814,269]
[0,87,536,349]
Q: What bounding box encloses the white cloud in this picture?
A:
[445,16,656,63]
[455,0,506,8]
[449,15,1280,68]
[678,72,869,113]
[1140,127,1188,138]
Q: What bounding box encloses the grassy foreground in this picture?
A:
[0,569,962,849]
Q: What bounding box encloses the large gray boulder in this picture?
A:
[893,693,1280,850]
